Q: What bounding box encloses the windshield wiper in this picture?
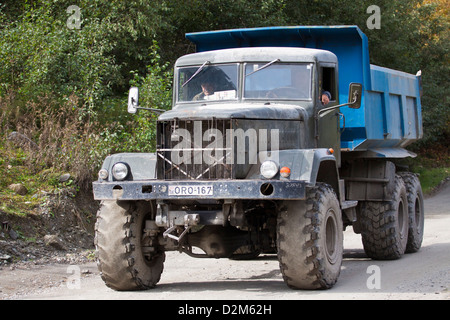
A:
[182,60,210,87]
[245,59,280,77]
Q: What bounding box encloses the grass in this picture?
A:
[416,167,449,194]
[0,141,75,217]
[401,144,450,195]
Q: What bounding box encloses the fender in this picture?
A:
[98,153,157,181]
[249,149,340,198]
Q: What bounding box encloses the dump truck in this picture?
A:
[93,26,424,290]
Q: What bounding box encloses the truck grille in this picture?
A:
[157,119,234,180]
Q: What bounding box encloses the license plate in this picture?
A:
[168,185,213,196]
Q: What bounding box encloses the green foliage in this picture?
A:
[0,0,172,190]
[95,41,173,156]
[153,0,288,62]
[0,0,164,114]
[126,41,173,152]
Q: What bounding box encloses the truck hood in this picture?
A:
[158,103,307,121]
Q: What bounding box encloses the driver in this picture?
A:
[193,81,216,101]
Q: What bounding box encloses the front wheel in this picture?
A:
[95,200,165,291]
[277,183,343,290]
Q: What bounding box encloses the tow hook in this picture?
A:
[163,213,200,242]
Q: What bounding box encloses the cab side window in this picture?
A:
[320,67,336,101]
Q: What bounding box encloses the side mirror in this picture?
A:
[128,87,139,114]
[348,83,362,109]
[318,82,363,117]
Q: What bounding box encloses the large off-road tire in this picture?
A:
[95,200,165,291]
[359,175,408,260]
[399,172,424,253]
[277,183,343,290]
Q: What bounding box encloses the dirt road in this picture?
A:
[1,182,449,300]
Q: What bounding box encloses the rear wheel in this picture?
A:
[399,172,424,253]
[95,200,165,291]
[277,183,343,289]
[359,175,408,260]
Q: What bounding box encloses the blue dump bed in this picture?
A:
[186,26,423,152]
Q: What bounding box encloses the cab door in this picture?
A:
[317,63,341,166]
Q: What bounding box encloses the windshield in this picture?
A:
[244,63,313,100]
[177,64,238,102]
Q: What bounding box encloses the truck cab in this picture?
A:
[158,46,342,179]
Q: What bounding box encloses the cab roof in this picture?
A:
[175,46,338,67]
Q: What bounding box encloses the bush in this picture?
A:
[0,93,100,191]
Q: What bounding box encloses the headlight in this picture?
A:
[112,162,129,181]
[260,161,279,179]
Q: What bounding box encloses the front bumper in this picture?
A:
[93,179,306,201]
